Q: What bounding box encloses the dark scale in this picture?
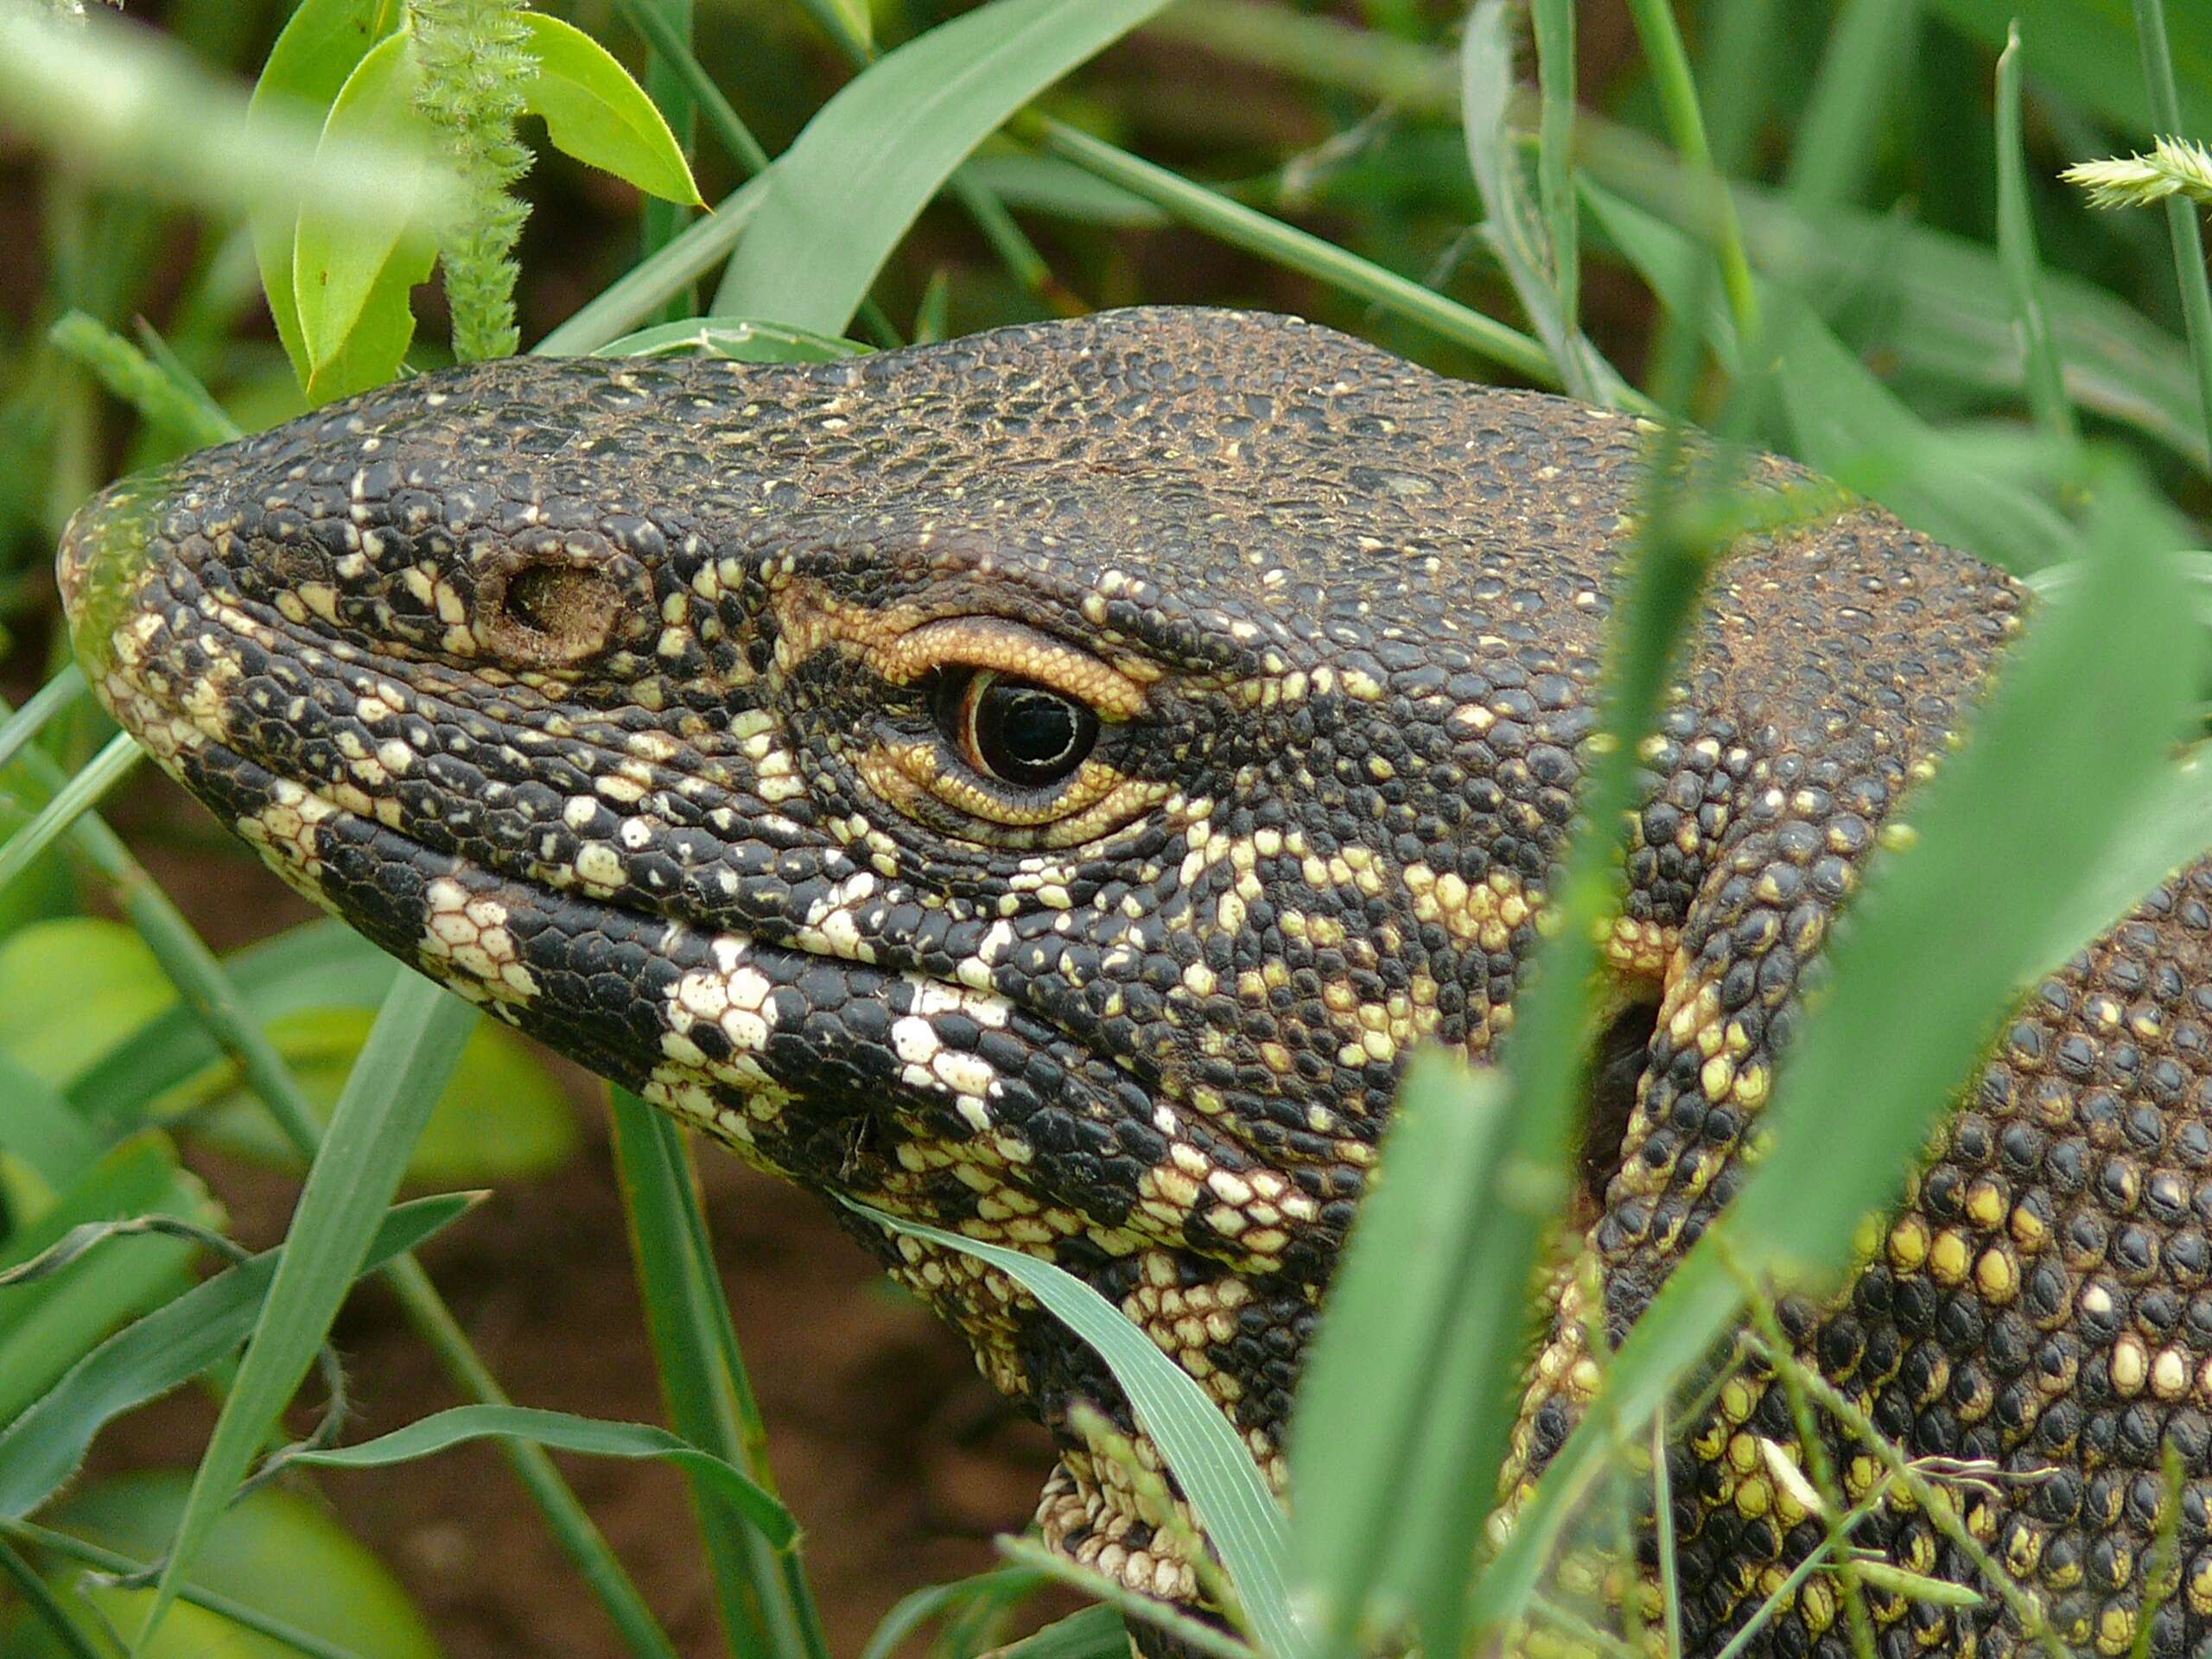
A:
[58,308,2212,1654]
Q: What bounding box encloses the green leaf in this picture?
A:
[1472,467,2202,1637]
[714,0,1181,334]
[245,0,408,385]
[588,316,868,361]
[518,13,703,208]
[138,973,476,1652]
[846,1201,1300,1657]
[29,1471,439,1659]
[292,29,440,404]
[1287,1057,1532,1649]
[283,1404,797,1548]
[0,1195,474,1522]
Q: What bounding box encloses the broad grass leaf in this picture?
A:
[292,31,439,404]
[33,1471,439,1659]
[518,13,702,208]
[1287,1057,1528,1650]
[0,1194,473,1522]
[846,1201,1300,1657]
[0,1135,215,1426]
[284,1404,796,1548]
[139,973,476,1650]
[713,0,1180,335]
[245,0,407,387]
[1471,472,2202,1637]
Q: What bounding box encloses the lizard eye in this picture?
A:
[936,670,1099,788]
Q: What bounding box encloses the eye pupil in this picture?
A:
[954,673,1099,787]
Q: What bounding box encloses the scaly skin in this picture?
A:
[55,309,2212,1656]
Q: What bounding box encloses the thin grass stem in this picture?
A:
[0,663,87,777]
[1027,115,1558,384]
[0,731,139,899]
[2132,0,2212,448]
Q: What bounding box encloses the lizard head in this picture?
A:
[61,307,1666,1601]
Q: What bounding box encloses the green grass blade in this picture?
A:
[1031,117,1556,384]
[0,734,139,899]
[613,0,771,177]
[0,5,446,238]
[0,1195,477,1522]
[611,1092,828,1659]
[713,0,1176,335]
[1287,1058,1532,1653]
[1532,0,1579,348]
[283,1404,796,1546]
[0,1532,106,1659]
[1471,467,2201,1639]
[846,1201,1300,1657]
[857,1567,1048,1659]
[47,313,236,449]
[1994,24,2080,447]
[1927,0,2212,139]
[1620,0,1760,345]
[137,973,478,1652]
[1579,117,2209,473]
[0,664,86,779]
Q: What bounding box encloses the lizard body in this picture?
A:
[55,308,2212,1656]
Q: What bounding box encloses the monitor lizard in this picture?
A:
[54,308,2212,1656]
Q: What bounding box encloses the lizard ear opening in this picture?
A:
[1578,989,1662,1217]
[479,559,624,667]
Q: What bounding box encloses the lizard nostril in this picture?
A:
[481,560,623,667]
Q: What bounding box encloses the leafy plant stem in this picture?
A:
[2131,0,2212,447]
[410,0,535,360]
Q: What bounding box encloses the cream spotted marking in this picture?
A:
[58,308,2211,1657]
